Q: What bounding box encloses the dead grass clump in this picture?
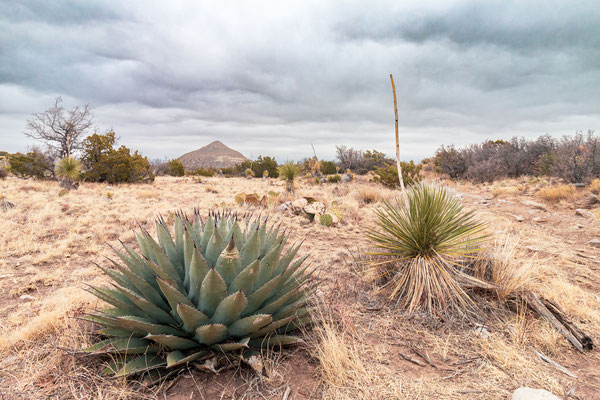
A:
[536,184,575,203]
[354,187,382,205]
[490,186,520,197]
[590,178,600,195]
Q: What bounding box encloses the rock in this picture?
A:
[587,239,600,248]
[19,295,36,302]
[574,182,586,188]
[584,193,600,208]
[304,202,326,215]
[511,387,560,400]
[341,173,352,183]
[290,198,308,214]
[513,215,525,222]
[532,217,546,223]
[572,224,583,229]
[575,209,595,219]
[521,200,548,211]
[276,201,291,212]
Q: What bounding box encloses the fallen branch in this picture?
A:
[534,349,578,378]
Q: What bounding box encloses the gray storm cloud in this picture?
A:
[0,0,598,161]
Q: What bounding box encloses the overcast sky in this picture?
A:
[1,1,598,162]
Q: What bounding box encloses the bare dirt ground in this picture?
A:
[0,175,598,399]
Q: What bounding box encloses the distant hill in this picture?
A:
[178,141,248,171]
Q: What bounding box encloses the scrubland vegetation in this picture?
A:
[1,99,599,399]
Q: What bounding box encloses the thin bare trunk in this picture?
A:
[390,74,406,199]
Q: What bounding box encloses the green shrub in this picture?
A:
[194,168,215,177]
[327,174,341,183]
[165,159,185,177]
[373,161,422,188]
[83,213,312,377]
[8,150,54,179]
[320,160,337,175]
[239,156,279,178]
[366,184,487,315]
[82,132,155,184]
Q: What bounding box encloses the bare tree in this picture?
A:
[25,97,94,159]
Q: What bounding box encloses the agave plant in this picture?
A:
[84,211,313,377]
[366,183,487,315]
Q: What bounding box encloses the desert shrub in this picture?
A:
[320,160,337,175]
[327,174,341,183]
[335,146,392,172]
[373,161,422,188]
[251,156,279,178]
[220,166,235,176]
[83,213,312,377]
[8,150,54,179]
[366,183,487,315]
[55,156,82,189]
[164,159,185,177]
[537,184,576,203]
[278,162,300,192]
[355,187,382,205]
[82,132,154,183]
[245,168,255,178]
[194,168,215,177]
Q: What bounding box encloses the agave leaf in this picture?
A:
[145,334,199,350]
[228,260,260,296]
[194,324,227,345]
[96,263,137,294]
[272,299,307,322]
[242,275,282,317]
[105,258,168,310]
[98,327,139,337]
[257,242,283,287]
[249,315,296,338]
[119,316,184,336]
[136,231,156,264]
[188,246,210,304]
[228,314,272,337]
[231,221,244,251]
[273,242,302,277]
[211,291,247,326]
[248,335,302,348]
[270,254,309,297]
[156,278,195,322]
[256,287,301,316]
[211,337,250,352]
[215,238,241,285]
[118,242,157,287]
[144,233,184,288]
[182,228,194,288]
[115,286,177,325]
[83,337,158,354]
[241,227,261,268]
[156,220,183,279]
[111,354,167,377]
[166,349,210,368]
[199,269,228,317]
[199,216,214,254]
[176,303,209,333]
[174,215,185,265]
[205,227,225,268]
[85,287,141,316]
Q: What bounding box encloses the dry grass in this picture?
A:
[536,184,576,203]
[590,178,600,195]
[354,186,383,205]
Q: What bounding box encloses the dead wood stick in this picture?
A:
[395,348,426,367]
[523,290,586,352]
[534,349,578,378]
[542,298,593,351]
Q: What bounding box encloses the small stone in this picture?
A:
[526,246,541,252]
[522,200,547,211]
[304,202,326,215]
[532,217,546,223]
[513,215,525,222]
[575,209,595,219]
[572,224,583,229]
[512,387,560,400]
[276,202,291,212]
[587,239,600,248]
[19,295,36,302]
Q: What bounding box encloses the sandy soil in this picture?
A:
[0,175,598,399]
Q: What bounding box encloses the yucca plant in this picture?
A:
[366,183,488,315]
[55,156,82,189]
[83,211,313,377]
[278,162,300,192]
